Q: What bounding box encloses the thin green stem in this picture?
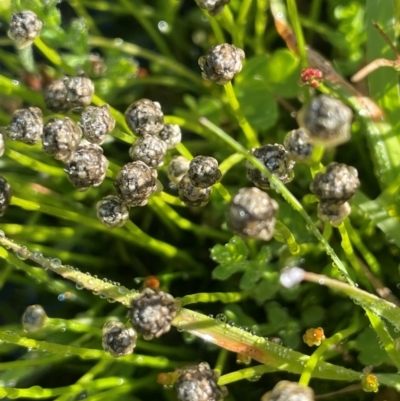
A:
[215,349,229,375]
[236,0,254,49]
[219,365,276,385]
[254,0,269,54]
[310,145,324,177]
[274,220,301,255]
[180,292,246,306]
[18,46,36,73]
[199,117,355,285]
[298,315,360,387]
[224,82,259,147]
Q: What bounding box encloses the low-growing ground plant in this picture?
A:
[0,0,400,400]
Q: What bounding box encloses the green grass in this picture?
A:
[0,0,400,399]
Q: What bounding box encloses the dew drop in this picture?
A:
[50,258,61,269]
[215,313,227,323]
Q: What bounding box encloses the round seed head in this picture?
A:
[79,105,115,145]
[0,176,12,217]
[6,107,43,145]
[157,124,182,149]
[283,128,314,162]
[102,321,137,357]
[44,78,69,113]
[310,162,360,205]
[22,304,47,333]
[114,161,158,207]
[42,117,82,161]
[129,135,167,168]
[198,44,245,85]
[64,144,108,191]
[167,156,190,184]
[0,133,4,157]
[228,187,279,241]
[125,99,164,136]
[297,95,353,146]
[261,381,314,401]
[188,156,222,188]
[8,11,42,49]
[175,362,227,401]
[128,288,178,340]
[63,75,95,112]
[317,201,351,226]
[178,174,211,207]
[197,0,231,15]
[246,144,295,189]
[96,195,130,228]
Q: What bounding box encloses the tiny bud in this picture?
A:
[303,327,325,347]
[178,174,211,207]
[8,11,42,49]
[102,321,137,357]
[6,107,43,145]
[125,99,164,136]
[167,156,190,184]
[96,195,130,228]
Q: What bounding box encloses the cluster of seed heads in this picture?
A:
[128,288,178,341]
[174,362,227,401]
[199,44,245,85]
[101,321,137,357]
[197,0,231,15]
[22,304,48,333]
[227,187,279,241]
[310,162,360,225]
[261,381,314,401]
[7,10,42,49]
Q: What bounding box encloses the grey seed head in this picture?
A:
[96,195,130,228]
[129,135,167,168]
[197,0,231,15]
[157,124,182,149]
[246,144,295,189]
[22,304,47,333]
[42,117,82,161]
[228,187,279,241]
[283,128,314,162]
[167,156,190,184]
[102,321,137,357]
[128,288,178,341]
[114,161,158,207]
[175,362,227,401]
[179,174,211,207]
[64,144,108,191]
[261,380,314,401]
[8,11,42,49]
[0,176,12,217]
[125,99,164,136]
[310,162,360,205]
[297,95,353,146]
[317,201,351,226]
[44,79,69,113]
[80,104,115,145]
[188,156,222,188]
[198,43,245,85]
[6,107,43,145]
[63,75,94,112]
[0,133,4,157]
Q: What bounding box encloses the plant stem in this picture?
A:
[180,292,246,306]
[274,220,301,255]
[224,82,259,147]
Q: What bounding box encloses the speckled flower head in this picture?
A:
[175,362,227,401]
[167,156,190,184]
[246,144,295,190]
[125,99,164,136]
[114,161,158,207]
[63,75,95,112]
[22,304,47,333]
[179,174,212,207]
[310,162,360,205]
[102,321,137,357]
[64,144,108,191]
[42,117,82,161]
[188,156,222,188]
[197,0,231,15]
[283,128,314,162]
[128,288,178,341]
[261,381,314,401]
[157,124,182,149]
[198,44,245,85]
[44,78,70,113]
[297,95,353,146]
[80,105,115,145]
[317,201,351,226]
[228,187,279,241]
[0,176,12,217]
[97,195,130,228]
[8,11,42,49]
[6,107,43,145]
[129,135,167,168]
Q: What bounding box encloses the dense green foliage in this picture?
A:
[0,0,400,400]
